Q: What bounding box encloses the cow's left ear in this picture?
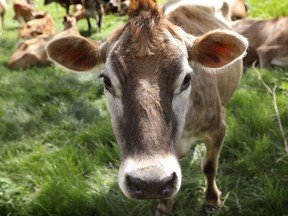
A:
[189,30,248,68]
[45,34,107,72]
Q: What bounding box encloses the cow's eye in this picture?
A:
[99,74,113,92]
[181,73,191,91]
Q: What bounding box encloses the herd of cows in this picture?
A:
[0,0,287,69]
[0,0,129,68]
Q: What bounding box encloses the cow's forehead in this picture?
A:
[107,45,186,86]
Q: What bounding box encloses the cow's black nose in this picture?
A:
[126,172,177,199]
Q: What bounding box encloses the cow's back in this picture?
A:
[165,2,243,106]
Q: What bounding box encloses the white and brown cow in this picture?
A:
[232,17,288,67]
[45,0,247,215]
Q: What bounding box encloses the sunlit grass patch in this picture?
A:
[248,0,288,18]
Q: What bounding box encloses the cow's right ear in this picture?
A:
[45,35,106,72]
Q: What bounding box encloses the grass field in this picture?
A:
[0,0,288,215]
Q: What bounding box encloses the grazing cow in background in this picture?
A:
[9,13,77,69]
[82,0,104,34]
[45,0,104,34]
[44,0,82,14]
[232,17,288,67]
[13,1,36,23]
[46,0,247,215]
[0,0,7,28]
[19,12,55,39]
[8,34,52,69]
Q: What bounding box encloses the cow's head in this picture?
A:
[46,0,247,200]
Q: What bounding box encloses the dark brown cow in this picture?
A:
[19,12,55,39]
[45,0,247,215]
[13,1,36,23]
[44,0,82,14]
[232,17,288,67]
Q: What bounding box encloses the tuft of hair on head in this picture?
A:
[128,0,161,19]
[126,0,164,57]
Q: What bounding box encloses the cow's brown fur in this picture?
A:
[45,0,247,215]
[232,17,288,67]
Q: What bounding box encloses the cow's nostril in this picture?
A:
[126,175,144,198]
[162,185,173,196]
[130,183,143,197]
[161,172,177,197]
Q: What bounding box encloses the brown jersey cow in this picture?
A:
[46,0,247,215]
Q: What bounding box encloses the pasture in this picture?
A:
[0,0,288,215]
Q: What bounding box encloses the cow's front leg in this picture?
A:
[155,198,175,216]
[202,118,226,214]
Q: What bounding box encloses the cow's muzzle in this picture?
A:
[126,171,177,199]
[119,155,182,200]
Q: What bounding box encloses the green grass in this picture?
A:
[1,0,288,216]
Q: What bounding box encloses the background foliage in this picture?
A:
[0,0,288,215]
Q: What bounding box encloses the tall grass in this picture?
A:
[1,0,288,215]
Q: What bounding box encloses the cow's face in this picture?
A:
[45,0,247,200]
[100,30,192,199]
